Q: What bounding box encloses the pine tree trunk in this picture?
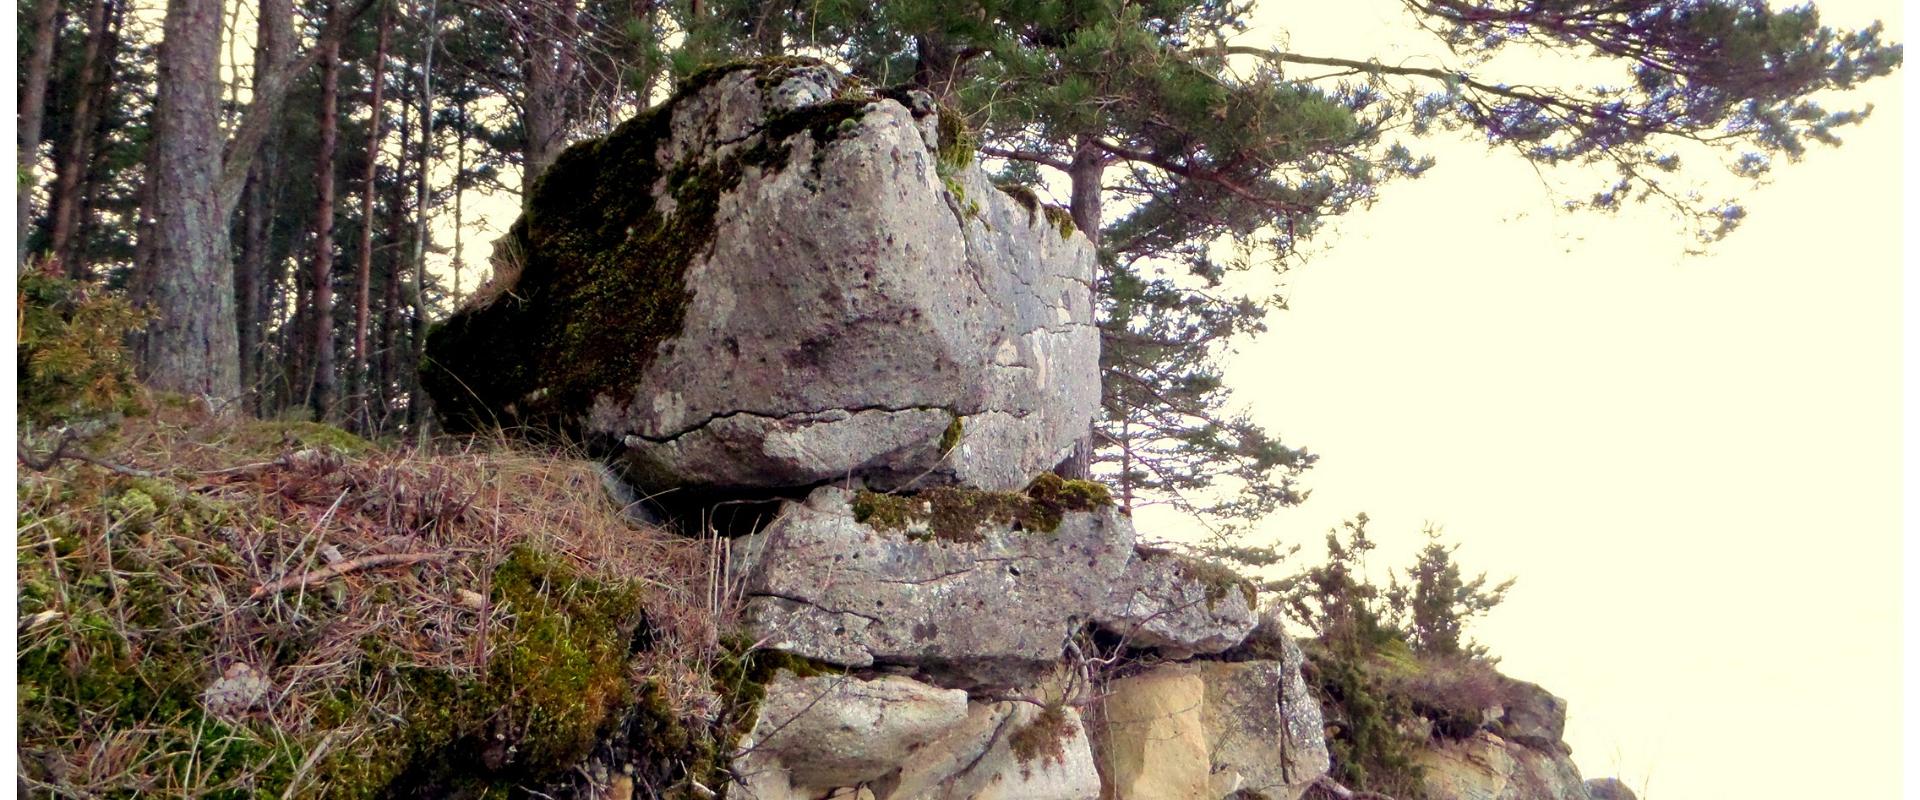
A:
[1058,136,1107,479]
[408,0,438,432]
[451,105,466,302]
[142,0,241,401]
[49,0,118,277]
[18,0,63,260]
[308,18,342,420]
[520,0,576,198]
[236,0,290,406]
[352,7,389,431]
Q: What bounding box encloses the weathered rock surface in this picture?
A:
[1092,546,1258,656]
[874,700,1101,800]
[1584,778,1639,800]
[1417,732,1588,800]
[1494,677,1570,754]
[735,486,1134,688]
[734,670,970,797]
[1093,635,1328,800]
[423,59,1099,496]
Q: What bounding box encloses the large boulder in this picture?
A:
[733,670,971,798]
[423,59,1099,496]
[873,700,1101,800]
[1494,677,1570,753]
[735,484,1133,688]
[1092,546,1258,656]
[1092,642,1329,800]
[1417,731,1589,800]
[1584,778,1639,800]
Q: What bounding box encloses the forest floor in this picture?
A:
[15,399,738,798]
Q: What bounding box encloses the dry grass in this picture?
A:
[16,398,735,798]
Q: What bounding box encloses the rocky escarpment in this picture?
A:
[423,59,1634,800]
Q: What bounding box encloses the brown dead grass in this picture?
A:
[15,398,735,797]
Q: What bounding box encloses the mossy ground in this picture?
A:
[851,473,1113,543]
[15,404,735,799]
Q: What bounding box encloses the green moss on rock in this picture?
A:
[938,413,965,455]
[851,474,1113,544]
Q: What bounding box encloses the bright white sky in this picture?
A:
[1130,2,1906,797]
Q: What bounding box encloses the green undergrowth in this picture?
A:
[1298,635,1516,799]
[851,473,1113,543]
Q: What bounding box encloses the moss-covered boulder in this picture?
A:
[422,59,1099,499]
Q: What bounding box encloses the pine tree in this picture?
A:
[1386,528,1514,660]
[677,0,1900,533]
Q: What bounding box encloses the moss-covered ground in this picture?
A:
[14,402,745,799]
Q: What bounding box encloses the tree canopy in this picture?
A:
[675,0,1900,534]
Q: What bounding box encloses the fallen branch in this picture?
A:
[17,427,157,477]
[249,552,456,601]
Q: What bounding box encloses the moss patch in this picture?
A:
[938,413,965,456]
[851,474,1113,544]
[1007,700,1077,776]
[1138,547,1258,608]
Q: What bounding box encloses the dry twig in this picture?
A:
[249,552,456,601]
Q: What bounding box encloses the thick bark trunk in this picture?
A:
[1058,136,1107,479]
[308,20,341,420]
[519,0,576,199]
[912,34,965,104]
[142,0,240,400]
[19,0,63,259]
[351,7,389,431]
[49,0,118,277]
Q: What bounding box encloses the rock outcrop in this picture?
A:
[734,484,1134,688]
[1417,731,1588,800]
[1094,653,1329,800]
[423,59,1099,498]
[426,58,1628,800]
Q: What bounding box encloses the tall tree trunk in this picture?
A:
[142,0,240,400]
[50,0,117,278]
[308,13,342,420]
[912,34,962,103]
[235,0,291,405]
[217,0,375,219]
[1059,136,1106,479]
[19,0,63,261]
[236,163,271,408]
[519,0,576,199]
[450,100,466,302]
[352,6,390,431]
[408,0,438,431]
[375,77,415,432]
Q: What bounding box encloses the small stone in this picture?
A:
[201,662,272,720]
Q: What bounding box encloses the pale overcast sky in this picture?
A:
[1134,2,1906,797]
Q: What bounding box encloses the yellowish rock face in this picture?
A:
[1093,667,1210,799]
